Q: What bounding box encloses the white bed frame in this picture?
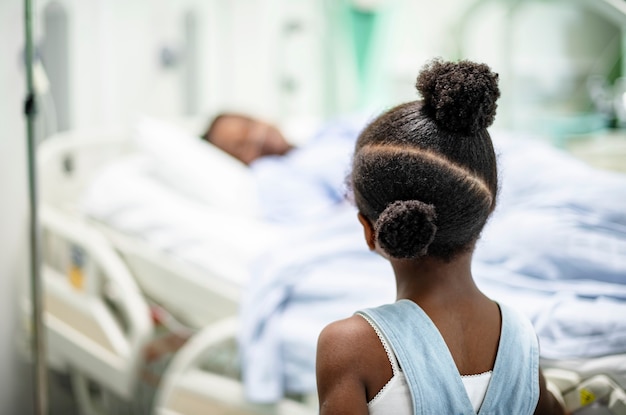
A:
[33,129,318,414]
[32,128,626,415]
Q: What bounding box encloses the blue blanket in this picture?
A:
[239,123,626,403]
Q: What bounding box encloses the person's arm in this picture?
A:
[534,369,569,415]
[316,318,370,415]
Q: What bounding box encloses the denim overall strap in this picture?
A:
[358,299,539,415]
[473,303,539,415]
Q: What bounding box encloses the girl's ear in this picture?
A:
[357,213,376,251]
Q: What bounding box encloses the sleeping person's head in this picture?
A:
[202,113,294,165]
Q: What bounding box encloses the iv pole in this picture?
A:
[24,0,49,413]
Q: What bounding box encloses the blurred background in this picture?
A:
[2,0,626,413]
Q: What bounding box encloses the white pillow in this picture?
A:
[133,117,260,217]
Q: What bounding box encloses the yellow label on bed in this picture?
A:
[69,266,84,290]
[579,388,595,406]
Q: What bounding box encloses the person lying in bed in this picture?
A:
[201,111,368,223]
[201,113,295,165]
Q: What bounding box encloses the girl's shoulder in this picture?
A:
[317,315,394,402]
[317,315,380,363]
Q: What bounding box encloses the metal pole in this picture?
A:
[24,0,49,413]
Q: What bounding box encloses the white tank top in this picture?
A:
[362,315,492,414]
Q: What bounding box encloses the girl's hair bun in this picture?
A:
[416,59,500,134]
[375,200,437,259]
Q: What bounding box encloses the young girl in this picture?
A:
[315,59,566,414]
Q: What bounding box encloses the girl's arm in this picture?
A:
[534,369,569,415]
[316,318,371,415]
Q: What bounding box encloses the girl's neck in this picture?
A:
[391,251,483,306]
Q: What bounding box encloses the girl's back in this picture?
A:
[316,59,566,415]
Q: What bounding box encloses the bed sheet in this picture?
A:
[238,203,626,402]
[81,153,284,287]
[79,114,369,287]
[238,130,626,403]
[78,118,626,404]
[250,113,371,223]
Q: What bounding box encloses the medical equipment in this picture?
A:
[23,0,48,412]
[545,368,626,414]
[30,119,626,415]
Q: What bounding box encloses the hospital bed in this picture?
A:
[32,119,626,415]
[34,122,319,415]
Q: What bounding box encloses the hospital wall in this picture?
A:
[0,1,622,414]
[25,0,334,132]
[9,0,622,135]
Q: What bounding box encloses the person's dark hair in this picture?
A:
[350,58,500,261]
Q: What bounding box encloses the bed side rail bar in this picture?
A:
[154,317,317,415]
[33,204,153,399]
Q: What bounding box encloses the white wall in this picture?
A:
[27,0,335,133]
[0,1,36,414]
[34,0,199,129]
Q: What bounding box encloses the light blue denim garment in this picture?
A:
[358,299,539,414]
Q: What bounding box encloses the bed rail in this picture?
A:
[154,317,317,415]
[32,204,154,400]
[95,224,241,329]
[38,128,133,211]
